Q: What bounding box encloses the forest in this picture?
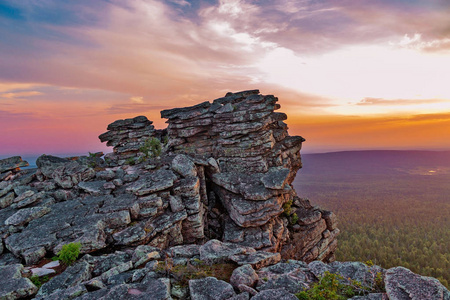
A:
[294,151,450,288]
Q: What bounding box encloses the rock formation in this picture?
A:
[0,90,448,299]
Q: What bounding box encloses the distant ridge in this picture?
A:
[301,150,450,175]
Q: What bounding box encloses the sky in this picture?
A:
[1,0,450,156]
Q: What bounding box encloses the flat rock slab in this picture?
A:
[385,266,450,300]
[36,260,92,298]
[4,206,51,226]
[189,277,236,300]
[260,167,290,190]
[0,264,38,300]
[231,251,281,269]
[199,239,255,263]
[251,288,298,300]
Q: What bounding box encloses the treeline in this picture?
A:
[295,173,450,288]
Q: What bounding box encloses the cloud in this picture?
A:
[130,96,144,104]
[0,91,43,98]
[0,109,33,118]
[357,97,445,106]
[169,0,191,7]
[393,33,450,52]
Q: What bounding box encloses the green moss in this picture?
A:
[294,271,378,300]
[30,275,50,288]
[155,259,236,287]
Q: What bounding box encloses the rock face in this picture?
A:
[160,90,337,262]
[98,115,166,164]
[1,90,446,299]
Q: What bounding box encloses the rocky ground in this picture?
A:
[0,90,448,299]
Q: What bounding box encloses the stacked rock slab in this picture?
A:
[99,115,162,163]
[161,90,338,262]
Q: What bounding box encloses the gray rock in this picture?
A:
[5,206,51,226]
[0,264,38,299]
[260,167,290,190]
[331,261,374,286]
[199,239,256,263]
[126,169,177,196]
[132,245,161,267]
[37,260,92,297]
[385,266,449,300]
[169,195,185,212]
[96,169,116,181]
[251,288,298,300]
[168,244,201,258]
[35,284,87,300]
[350,294,389,300]
[230,264,259,289]
[189,277,236,300]
[172,154,197,177]
[228,292,250,300]
[31,267,56,277]
[231,251,281,269]
[90,251,132,277]
[15,191,46,208]
[0,156,29,173]
[0,192,15,209]
[257,274,306,294]
[0,253,22,266]
[78,181,107,195]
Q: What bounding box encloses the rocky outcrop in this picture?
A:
[1,240,447,299]
[98,115,167,164]
[160,90,337,262]
[0,90,446,299]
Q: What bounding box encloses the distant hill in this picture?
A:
[300,150,450,175]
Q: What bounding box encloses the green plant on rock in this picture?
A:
[283,199,293,216]
[57,242,81,266]
[30,275,50,288]
[295,271,367,300]
[290,213,299,225]
[139,137,162,158]
[155,258,235,287]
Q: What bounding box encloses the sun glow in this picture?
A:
[258,44,450,115]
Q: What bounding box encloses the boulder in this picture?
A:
[189,277,236,300]
[385,266,449,300]
[0,264,38,299]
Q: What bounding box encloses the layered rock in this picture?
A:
[0,156,29,181]
[98,115,166,163]
[161,90,337,262]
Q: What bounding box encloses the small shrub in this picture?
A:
[365,260,374,267]
[57,242,81,266]
[139,137,162,158]
[290,213,299,225]
[283,199,293,216]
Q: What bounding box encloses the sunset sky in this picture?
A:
[1,0,450,156]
